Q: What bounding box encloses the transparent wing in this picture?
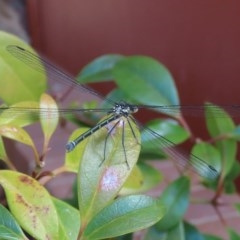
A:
[131,116,219,180]
[6,45,115,105]
[4,45,224,179]
[6,45,240,119]
[138,104,240,118]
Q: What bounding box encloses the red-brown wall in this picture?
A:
[27,0,240,186]
[27,1,240,104]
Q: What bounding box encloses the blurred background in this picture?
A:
[4,0,240,181]
[1,1,240,237]
[2,0,240,106]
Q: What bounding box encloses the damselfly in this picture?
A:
[2,45,222,179]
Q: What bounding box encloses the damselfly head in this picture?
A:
[113,102,139,116]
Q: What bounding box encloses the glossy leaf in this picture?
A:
[120,163,162,195]
[52,198,80,240]
[191,142,221,179]
[184,221,204,240]
[0,170,59,240]
[0,31,46,104]
[204,160,240,192]
[39,93,59,145]
[78,54,124,83]
[145,222,185,240]
[78,115,141,224]
[121,165,143,190]
[0,124,39,162]
[142,119,189,149]
[156,176,190,231]
[140,119,189,162]
[205,103,237,176]
[205,103,236,135]
[83,195,166,239]
[0,124,34,146]
[0,204,27,240]
[113,56,180,117]
[139,147,165,161]
[144,225,166,240]
[65,128,89,173]
[0,101,39,127]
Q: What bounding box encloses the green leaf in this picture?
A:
[0,136,16,170]
[65,128,89,173]
[227,125,240,140]
[205,103,236,135]
[78,54,124,83]
[223,180,236,194]
[205,103,237,176]
[0,227,26,240]
[225,161,240,181]
[203,234,222,240]
[144,225,166,240]
[0,204,27,240]
[165,221,185,240]
[0,170,59,240]
[64,179,78,209]
[228,228,240,240]
[78,115,141,224]
[145,221,185,240]
[191,142,221,179]
[0,124,34,146]
[220,160,240,194]
[0,136,7,161]
[102,88,133,107]
[140,119,189,162]
[114,233,133,240]
[142,119,189,149]
[0,101,39,127]
[0,124,39,162]
[184,221,204,240]
[83,195,166,239]
[120,162,162,195]
[113,56,179,117]
[156,176,190,231]
[121,165,144,190]
[39,93,59,146]
[235,203,240,214]
[205,160,240,192]
[0,31,47,104]
[52,198,80,240]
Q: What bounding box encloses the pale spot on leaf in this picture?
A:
[11,127,18,132]
[100,167,121,191]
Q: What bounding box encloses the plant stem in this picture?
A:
[39,165,67,185]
